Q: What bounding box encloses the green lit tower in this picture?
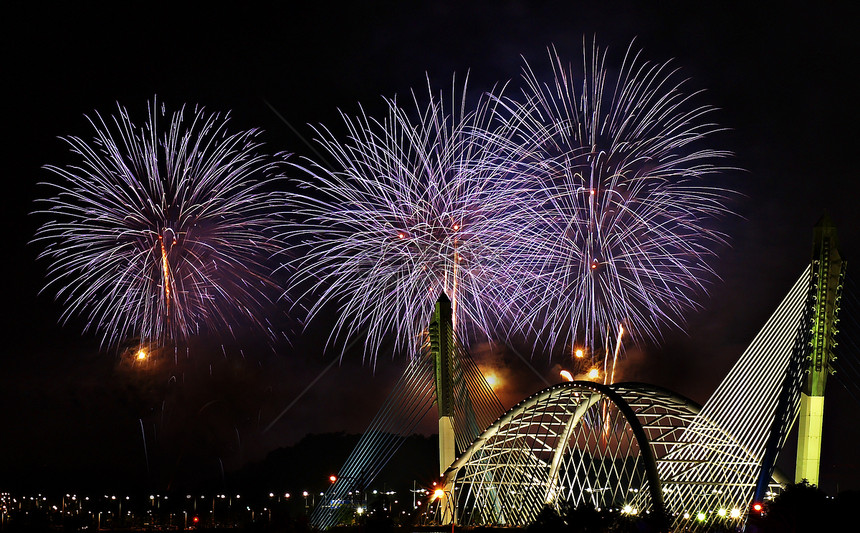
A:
[795,215,845,485]
[429,293,456,524]
[429,293,456,478]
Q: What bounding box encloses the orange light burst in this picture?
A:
[587,368,600,380]
[137,349,147,361]
[574,348,584,358]
[159,235,171,315]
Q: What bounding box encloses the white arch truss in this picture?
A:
[443,381,708,526]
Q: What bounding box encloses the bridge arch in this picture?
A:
[443,381,702,526]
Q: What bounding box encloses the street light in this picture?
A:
[432,488,455,532]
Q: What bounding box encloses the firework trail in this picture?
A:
[34,99,290,350]
[503,40,735,362]
[284,76,534,363]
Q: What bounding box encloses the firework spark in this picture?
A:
[504,40,735,356]
[284,76,533,362]
[34,99,289,349]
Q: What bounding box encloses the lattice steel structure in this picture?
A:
[443,382,696,525]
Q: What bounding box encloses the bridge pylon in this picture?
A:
[429,292,456,477]
[796,214,845,485]
[429,293,456,524]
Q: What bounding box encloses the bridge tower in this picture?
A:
[795,215,845,485]
[429,293,456,524]
[429,293,456,477]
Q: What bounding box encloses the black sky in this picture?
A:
[2,1,859,494]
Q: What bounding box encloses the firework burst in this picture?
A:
[34,100,290,349]
[504,41,735,358]
[284,76,533,362]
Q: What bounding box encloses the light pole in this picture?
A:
[434,488,455,531]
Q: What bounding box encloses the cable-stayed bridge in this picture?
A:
[310,294,506,529]
[311,217,859,532]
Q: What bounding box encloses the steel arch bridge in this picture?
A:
[442,381,785,527]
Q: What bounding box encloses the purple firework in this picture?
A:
[34,100,290,349]
[503,41,735,357]
[284,76,533,362]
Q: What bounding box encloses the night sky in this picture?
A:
[2,1,859,494]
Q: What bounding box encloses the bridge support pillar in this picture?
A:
[796,394,825,483]
[430,293,456,524]
[795,215,844,486]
